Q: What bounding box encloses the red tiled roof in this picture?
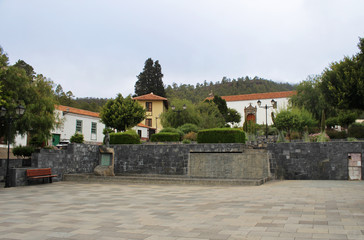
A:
[137,123,156,129]
[206,91,296,102]
[55,105,100,118]
[133,92,167,101]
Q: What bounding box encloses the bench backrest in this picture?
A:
[27,168,52,177]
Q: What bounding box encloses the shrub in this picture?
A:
[197,128,245,143]
[290,131,301,140]
[326,117,339,129]
[348,123,364,138]
[70,133,84,143]
[160,127,184,140]
[309,132,330,142]
[182,139,191,144]
[326,129,348,139]
[110,131,141,144]
[347,137,359,142]
[178,123,199,134]
[12,145,35,158]
[183,131,197,141]
[150,132,180,142]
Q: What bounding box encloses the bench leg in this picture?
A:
[49,177,53,183]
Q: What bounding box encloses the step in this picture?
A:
[63,174,268,186]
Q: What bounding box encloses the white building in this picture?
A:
[133,123,155,141]
[209,91,296,126]
[52,105,105,145]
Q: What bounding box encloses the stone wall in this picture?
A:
[189,149,269,179]
[113,143,245,175]
[0,159,23,181]
[268,142,364,180]
[5,141,363,186]
[31,144,99,181]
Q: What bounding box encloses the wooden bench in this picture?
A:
[27,168,57,184]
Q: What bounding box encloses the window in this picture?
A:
[145,118,152,127]
[91,122,97,134]
[76,120,83,133]
[91,122,97,140]
[146,102,152,112]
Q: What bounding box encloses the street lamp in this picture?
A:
[1,105,26,188]
[257,99,277,139]
[171,104,186,114]
[171,104,187,127]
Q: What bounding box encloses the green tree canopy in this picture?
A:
[134,58,166,97]
[196,101,225,129]
[160,99,199,128]
[290,75,334,120]
[320,37,364,110]
[274,107,317,140]
[0,48,56,146]
[205,95,241,125]
[100,94,145,132]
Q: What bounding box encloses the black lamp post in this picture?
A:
[257,99,277,139]
[171,104,186,115]
[171,104,187,127]
[1,105,26,188]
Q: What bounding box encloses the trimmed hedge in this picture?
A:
[160,127,184,140]
[197,128,246,143]
[70,133,84,143]
[326,129,348,139]
[12,145,35,158]
[348,123,364,138]
[110,131,141,144]
[150,132,180,142]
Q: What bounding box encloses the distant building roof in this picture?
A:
[137,123,156,129]
[55,105,100,118]
[133,92,167,101]
[206,91,296,102]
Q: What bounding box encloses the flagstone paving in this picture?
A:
[0,180,363,240]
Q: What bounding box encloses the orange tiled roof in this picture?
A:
[133,92,167,101]
[137,123,156,129]
[55,105,100,118]
[206,91,296,102]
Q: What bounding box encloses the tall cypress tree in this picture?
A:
[134,58,166,97]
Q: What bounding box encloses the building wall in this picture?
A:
[137,100,165,132]
[227,97,290,126]
[133,126,149,140]
[0,134,27,148]
[52,109,105,143]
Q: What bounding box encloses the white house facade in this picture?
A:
[52,105,105,145]
[210,91,296,126]
[133,123,155,141]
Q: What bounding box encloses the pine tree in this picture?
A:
[135,58,166,97]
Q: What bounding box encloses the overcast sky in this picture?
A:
[1,0,363,98]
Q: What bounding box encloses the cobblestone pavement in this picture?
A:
[0,180,364,240]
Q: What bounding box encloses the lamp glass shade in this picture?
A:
[15,105,25,116]
[182,104,186,110]
[171,105,175,110]
[0,107,6,117]
[257,100,261,107]
[271,99,277,109]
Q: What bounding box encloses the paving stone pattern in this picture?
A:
[1,180,364,240]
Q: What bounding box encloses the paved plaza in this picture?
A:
[0,180,364,240]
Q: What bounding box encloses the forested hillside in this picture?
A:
[56,76,296,111]
[166,76,296,103]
